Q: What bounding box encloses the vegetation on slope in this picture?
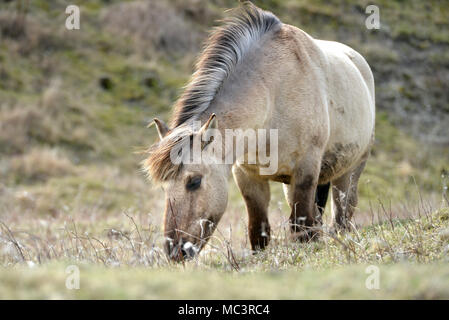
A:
[1,0,448,214]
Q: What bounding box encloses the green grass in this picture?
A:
[1,263,448,299]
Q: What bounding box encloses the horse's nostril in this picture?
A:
[181,241,197,259]
[166,240,198,261]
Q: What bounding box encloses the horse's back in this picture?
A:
[315,39,375,107]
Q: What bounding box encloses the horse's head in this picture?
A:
[144,114,229,261]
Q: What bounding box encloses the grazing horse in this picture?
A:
[143,2,375,261]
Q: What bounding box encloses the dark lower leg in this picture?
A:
[289,173,321,242]
[331,160,366,231]
[233,166,271,251]
[315,182,330,220]
[245,197,271,250]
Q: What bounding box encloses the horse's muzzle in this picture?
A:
[165,238,198,262]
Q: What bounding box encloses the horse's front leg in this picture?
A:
[233,166,271,251]
[284,152,322,242]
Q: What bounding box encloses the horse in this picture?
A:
[143,2,375,261]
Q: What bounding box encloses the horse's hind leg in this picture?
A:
[233,166,271,251]
[330,159,367,231]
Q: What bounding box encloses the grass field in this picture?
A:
[2,263,449,299]
[0,0,448,299]
[1,201,448,299]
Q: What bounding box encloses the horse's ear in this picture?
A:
[199,113,218,150]
[199,113,218,134]
[149,118,170,140]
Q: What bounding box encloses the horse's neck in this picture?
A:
[196,43,275,169]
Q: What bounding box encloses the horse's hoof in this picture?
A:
[250,240,270,252]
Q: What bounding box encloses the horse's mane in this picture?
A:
[171,2,280,127]
[143,2,281,182]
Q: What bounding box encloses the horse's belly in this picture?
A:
[319,104,373,184]
[318,142,363,183]
[320,101,373,183]
[316,41,375,184]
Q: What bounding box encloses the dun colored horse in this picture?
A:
[143,2,375,261]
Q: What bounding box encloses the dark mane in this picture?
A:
[170,1,280,127]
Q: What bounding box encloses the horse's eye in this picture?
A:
[186,176,202,191]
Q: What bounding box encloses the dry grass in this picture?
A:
[0,105,43,154]
[0,79,94,156]
[0,185,448,298]
[5,148,76,183]
[0,8,65,56]
[100,0,204,57]
[1,182,447,270]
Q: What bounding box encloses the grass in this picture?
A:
[1,263,448,299]
[3,198,449,269]
[0,205,448,299]
[0,0,448,299]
